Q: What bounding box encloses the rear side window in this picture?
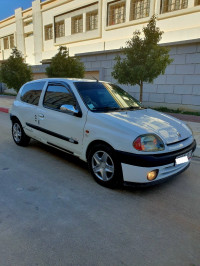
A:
[43,84,76,110]
[21,81,46,106]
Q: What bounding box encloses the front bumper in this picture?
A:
[117,140,196,184]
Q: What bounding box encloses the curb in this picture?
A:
[0,107,9,113]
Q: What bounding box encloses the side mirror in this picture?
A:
[60,104,82,117]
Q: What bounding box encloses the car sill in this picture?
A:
[47,142,74,155]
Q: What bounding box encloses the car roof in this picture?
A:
[26,78,104,85]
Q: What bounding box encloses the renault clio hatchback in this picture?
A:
[11,79,196,187]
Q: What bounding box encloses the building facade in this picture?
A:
[0,0,200,110]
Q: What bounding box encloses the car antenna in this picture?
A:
[91,76,99,82]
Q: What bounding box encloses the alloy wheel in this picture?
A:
[13,123,22,143]
[92,151,114,181]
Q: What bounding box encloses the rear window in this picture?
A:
[20,81,46,106]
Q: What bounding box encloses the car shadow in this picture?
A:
[29,139,88,170]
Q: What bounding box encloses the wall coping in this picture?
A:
[75,38,200,57]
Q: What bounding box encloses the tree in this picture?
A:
[0,47,32,92]
[112,15,173,103]
[46,46,85,78]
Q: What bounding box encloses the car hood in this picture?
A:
[98,108,192,144]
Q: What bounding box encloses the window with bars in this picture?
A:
[130,0,150,20]
[10,34,14,48]
[45,24,53,40]
[86,11,98,31]
[55,20,65,38]
[160,0,188,13]
[195,0,200,5]
[108,1,126,26]
[4,37,9,50]
[71,15,83,34]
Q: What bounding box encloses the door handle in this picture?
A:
[38,114,44,118]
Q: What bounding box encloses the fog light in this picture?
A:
[147,170,159,181]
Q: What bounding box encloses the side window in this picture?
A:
[21,81,45,106]
[43,84,76,110]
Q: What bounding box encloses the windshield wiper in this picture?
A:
[121,106,141,110]
[92,107,121,112]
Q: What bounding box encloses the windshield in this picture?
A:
[75,82,142,112]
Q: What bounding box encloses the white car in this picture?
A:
[11,78,196,188]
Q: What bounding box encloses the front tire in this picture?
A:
[12,120,30,146]
[88,144,122,188]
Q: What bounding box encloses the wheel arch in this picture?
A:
[10,115,20,123]
[86,140,115,161]
[86,139,123,188]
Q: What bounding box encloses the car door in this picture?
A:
[35,81,87,156]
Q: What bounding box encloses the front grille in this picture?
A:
[166,137,189,146]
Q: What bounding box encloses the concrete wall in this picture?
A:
[79,42,200,111]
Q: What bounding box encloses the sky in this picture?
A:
[0,0,45,21]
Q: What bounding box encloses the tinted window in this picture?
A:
[21,81,45,106]
[43,84,76,110]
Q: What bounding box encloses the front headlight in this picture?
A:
[133,134,165,152]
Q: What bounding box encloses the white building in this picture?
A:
[0,0,200,110]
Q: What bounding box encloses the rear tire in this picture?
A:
[88,144,123,188]
[12,120,30,146]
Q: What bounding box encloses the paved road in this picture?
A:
[0,112,200,266]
